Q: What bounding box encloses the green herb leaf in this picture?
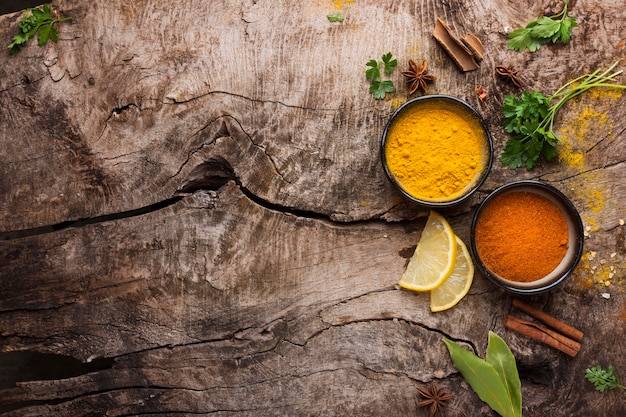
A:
[500,62,626,169]
[585,365,626,394]
[381,52,397,75]
[369,81,385,100]
[48,25,59,43]
[500,91,553,169]
[529,16,561,39]
[327,13,344,23]
[37,24,51,46]
[381,80,395,93]
[365,53,396,100]
[444,333,521,417]
[508,0,577,52]
[485,332,522,417]
[365,59,380,81]
[7,3,71,54]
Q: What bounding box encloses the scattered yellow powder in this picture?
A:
[558,145,585,169]
[558,87,621,170]
[591,87,623,100]
[564,89,626,293]
[573,250,625,291]
[333,0,354,9]
[391,96,407,110]
[558,88,623,235]
[587,189,604,213]
[558,106,608,169]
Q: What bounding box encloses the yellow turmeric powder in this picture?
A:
[384,98,489,202]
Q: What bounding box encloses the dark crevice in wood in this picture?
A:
[1,386,180,415]
[0,74,47,94]
[584,125,626,154]
[175,157,236,195]
[0,352,114,390]
[110,103,139,116]
[0,184,320,241]
[0,1,45,15]
[546,159,625,183]
[0,197,182,241]
[104,103,140,125]
[0,352,114,412]
[1,155,391,240]
[237,183,332,222]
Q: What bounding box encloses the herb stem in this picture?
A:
[500,60,626,169]
[552,0,569,20]
[544,60,626,134]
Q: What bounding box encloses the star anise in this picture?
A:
[495,65,523,88]
[402,59,436,94]
[417,382,454,417]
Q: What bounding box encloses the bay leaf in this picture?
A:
[485,331,522,417]
[443,337,517,417]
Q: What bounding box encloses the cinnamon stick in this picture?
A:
[512,298,584,342]
[504,314,580,357]
[432,18,480,72]
[461,33,484,61]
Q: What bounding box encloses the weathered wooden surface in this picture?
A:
[1,0,625,415]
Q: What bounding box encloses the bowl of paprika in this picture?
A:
[381,95,493,207]
[470,180,584,295]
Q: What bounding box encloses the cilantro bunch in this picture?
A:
[365,52,397,100]
[508,0,577,52]
[8,3,71,55]
[501,61,626,170]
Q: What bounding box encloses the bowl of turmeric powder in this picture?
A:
[470,180,584,295]
[381,95,493,207]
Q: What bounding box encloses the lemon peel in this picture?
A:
[398,211,457,292]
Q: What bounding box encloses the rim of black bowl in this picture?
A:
[380,95,494,208]
[469,180,585,295]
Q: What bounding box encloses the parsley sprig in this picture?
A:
[585,365,626,394]
[327,13,344,23]
[508,0,577,52]
[501,61,626,170]
[365,52,397,100]
[8,3,71,55]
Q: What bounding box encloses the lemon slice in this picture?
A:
[430,235,474,312]
[398,211,457,292]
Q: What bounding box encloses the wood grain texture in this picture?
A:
[1,0,625,415]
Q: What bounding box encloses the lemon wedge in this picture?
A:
[430,235,474,312]
[398,211,457,292]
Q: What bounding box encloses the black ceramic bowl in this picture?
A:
[381,95,493,207]
[470,180,584,295]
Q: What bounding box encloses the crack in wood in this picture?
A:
[0,351,114,396]
[0,76,44,94]
[1,386,180,415]
[0,197,182,241]
[0,185,329,241]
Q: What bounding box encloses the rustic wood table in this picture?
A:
[1,1,624,415]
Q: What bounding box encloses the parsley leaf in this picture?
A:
[381,52,397,75]
[7,3,71,54]
[365,59,380,81]
[370,80,395,99]
[585,365,626,394]
[365,52,397,100]
[508,0,577,52]
[500,61,626,170]
[327,13,344,23]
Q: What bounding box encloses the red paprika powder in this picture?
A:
[474,191,569,282]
